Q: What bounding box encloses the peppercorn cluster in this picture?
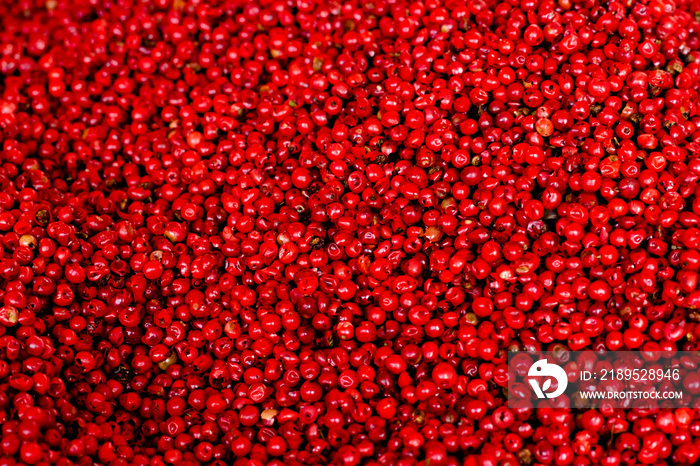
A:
[1,0,700,465]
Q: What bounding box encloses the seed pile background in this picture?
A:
[1,0,700,465]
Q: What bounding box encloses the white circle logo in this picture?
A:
[528,359,568,399]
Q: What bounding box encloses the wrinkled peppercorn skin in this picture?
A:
[1,0,700,465]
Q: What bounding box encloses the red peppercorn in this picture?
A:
[0,0,700,464]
